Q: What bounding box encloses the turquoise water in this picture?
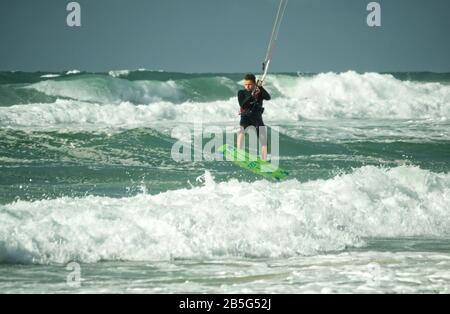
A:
[1,70,450,293]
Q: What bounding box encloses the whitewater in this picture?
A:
[1,70,449,293]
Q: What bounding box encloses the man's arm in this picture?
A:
[258,86,271,101]
[238,90,255,109]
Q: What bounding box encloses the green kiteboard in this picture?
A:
[218,144,289,181]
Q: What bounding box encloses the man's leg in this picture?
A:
[261,144,267,161]
[237,130,245,149]
[238,115,250,150]
[238,123,249,150]
[257,124,268,161]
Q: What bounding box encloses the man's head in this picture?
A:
[243,73,256,92]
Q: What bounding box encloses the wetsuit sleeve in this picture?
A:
[238,90,255,109]
[259,86,271,101]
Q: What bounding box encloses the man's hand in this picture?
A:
[252,86,261,98]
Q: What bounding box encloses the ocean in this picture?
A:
[0,70,449,293]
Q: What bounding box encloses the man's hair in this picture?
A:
[244,73,256,83]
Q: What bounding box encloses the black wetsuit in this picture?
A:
[238,86,271,129]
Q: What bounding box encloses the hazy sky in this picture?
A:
[1,0,449,72]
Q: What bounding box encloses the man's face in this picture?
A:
[244,80,255,92]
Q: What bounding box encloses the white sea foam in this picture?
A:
[2,98,449,145]
[39,74,60,79]
[65,70,81,75]
[0,98,238,129]
[108,70,130,78]
[1,166,449,264]
[27,77,181,104]
[1,72,448,131]
[264,71,450,120]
